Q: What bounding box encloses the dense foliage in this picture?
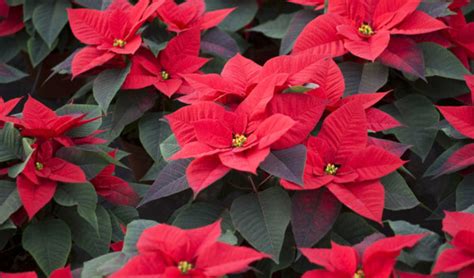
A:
[1,0,474,277]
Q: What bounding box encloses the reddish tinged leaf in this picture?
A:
[186,156,230,194]
[327,180,385,223]
[291,189,341,247]
[92,175,139,206]
[378,37,425,79]
[0,0,24,37]
[367,137,411,157]
[260,145,307,185]
[439,143,474,176]
[437,105,474,139]
[366,108,402,132]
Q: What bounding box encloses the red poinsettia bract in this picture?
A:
[91,151,139,206]
[0,0,24,37]
[293,0,446,76]
[436,75,474,175]
[18,97,95,147]
[0,265,73,278]
[281,101,405,222]
[432,211,474,278]
[111,220,268,277]
[17,140,87,219]
[300,234,426,278]
[67,0,163,77]
[122,28,208,97]
[154,0,235,33]
[167,75,297,193]
[0,97,20,125]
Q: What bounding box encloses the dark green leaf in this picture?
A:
[382,172,419,211]
[32,0,70,47]
[260,145,307,186]
[122,219,157,256]
[230,186,291,262]
[93,63,131,113]
[250,13,294,39]
[456,174,474,211]
[205,0,258,32]
[22,219,71,275]
[173,202,225,229]
[0,181,22,224]
[0,123,23,162]
[27,34,56,67]
[0,63,28,84]
[422,42,470,80]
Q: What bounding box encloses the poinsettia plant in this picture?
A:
[1,0,474,277]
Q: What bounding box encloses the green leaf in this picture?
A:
[280,9,319,55]
[173,202,225,229]
[456,174,474,211]
[422,42,470,80]
[58,205,112,258]
[8,138,35,178]
[138,113,171,161]
[339,62,388,96]
[205,0,258,32]
[0,37,23,63]
[0,63,28,84]
[260,145,307,186]
[22,219,72,275]
[32,0,71,48]
[382,172,419,211]
[27,34,56,67]
[250,13,294,39]
[0,180,22,224]
[81,252,122,278]
[0,122,23,162]
[142,20,172,56]
[93,63,131,113]
[230,186,291,262]
[122,220,157,256]
[424,142,464,177]
[331,213,377,245]
[54,183,98,231]
[388,95,439,161]
[159,134,180,161]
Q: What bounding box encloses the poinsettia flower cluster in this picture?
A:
[281,101,405,223]
[154,0,235,33]
[300,233,427,278]
[0,97,137,219]
[111,220,268,277]
[68,0,165,77]
[0,0,24,37]
[432,211,474,277]
[437,75,474,175]
[293,0,446,77]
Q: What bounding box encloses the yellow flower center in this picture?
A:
[113,39,127,48]
[354,269,365,278]
[35,162,44,171]
[177,261,193,274]
[232,134,247,148]
[358,23,374,36]
[161,70,170,80]
[324,163,338,175]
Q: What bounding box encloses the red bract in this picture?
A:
[437,75,474,175]
[111,220,268,277]
[18,97,95,147]
[0,0,24,37]
[182,53,343,106]
[91,151,138,206]
[300,234,426,278]
[293,0,446,66]
[0,97,20,125]
[67,0,163,77]
[287,0,325,10]
[122,28,208,97]
[442,11,474,69]
[17,141,87,219]
[281,101,405,222]
[168,75,299,193]
[155,0,235,33]
[0,266,73,278]
[432,211,474,277]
